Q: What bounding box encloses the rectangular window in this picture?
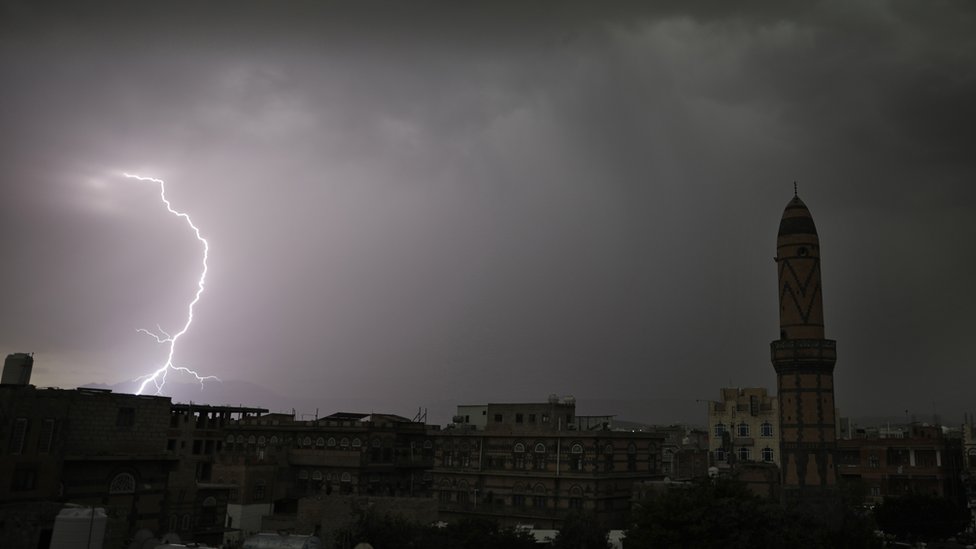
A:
[37,419,55,454]
[516,414,523,423]
[512,494,525,507]
[116,407,135,428]
[10,467,36,491]
[494,414,503,423]
[10,418,28,454]
[528,414,536,423]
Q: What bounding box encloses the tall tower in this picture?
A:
[771,192,837,494]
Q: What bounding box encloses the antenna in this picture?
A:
[793,181,798,197]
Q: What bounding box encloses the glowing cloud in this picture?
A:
[123,172,219,394]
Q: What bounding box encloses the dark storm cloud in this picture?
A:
[1,1,974,423]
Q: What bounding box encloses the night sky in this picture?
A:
[2,1,974,424]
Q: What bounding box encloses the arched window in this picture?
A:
[247,435,256,444]
[327,437,337,447]
[603,444,614,454]
[714,423,726,437]
[352,438,362,448]
[298,470,309,480]
[236,435,245,444]
[340,437,350,448]
[513,442,525,453]
[316,437,325,448]
[423,440,433,449]
[109,473,135,494]
[201,496,217,526]
[571,443,583,454]
[761,422,773,437]
[225,434,235,443]
[270,435,279,446]
[569,485,584,510]
[302,436,312,447]
[737,423,750,437]
[340,472,352,482]
[168,514,178,532]
[627,443,637,454]
[762,447,774,463]
[258,436,266,446]
[372,438,382,448]
[534,443,546,453]
[181,514,191,531]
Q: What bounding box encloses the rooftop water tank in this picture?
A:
[1,352,33,385]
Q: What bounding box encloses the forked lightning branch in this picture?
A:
[123,173,219,394]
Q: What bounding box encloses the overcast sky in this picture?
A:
[1,1,974,424]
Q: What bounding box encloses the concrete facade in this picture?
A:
[707,387,780,470]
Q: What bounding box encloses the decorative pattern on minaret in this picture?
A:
[779,257,822,325]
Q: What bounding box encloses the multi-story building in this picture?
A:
[433,397,666,529]
[164,402,267,546]
[0,354,177,549]
[707,387,780,470]
[836,423,964,506]
[214,410,435,541]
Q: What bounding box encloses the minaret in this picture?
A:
[771,191,837,495]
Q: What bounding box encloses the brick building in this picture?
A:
[837,423,964,506]
[164,403,267,545]
[214,410,435,542]
[433,397,666,529]
[1,357,176,549]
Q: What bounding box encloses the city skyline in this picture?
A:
[1,2,975,424]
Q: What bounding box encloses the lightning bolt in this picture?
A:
[123,172,219,395]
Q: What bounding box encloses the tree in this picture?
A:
[550,512,611,549]
[874,493,971,541]
[625,477,880,549]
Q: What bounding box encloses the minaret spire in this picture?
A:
[771,191,837,497]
